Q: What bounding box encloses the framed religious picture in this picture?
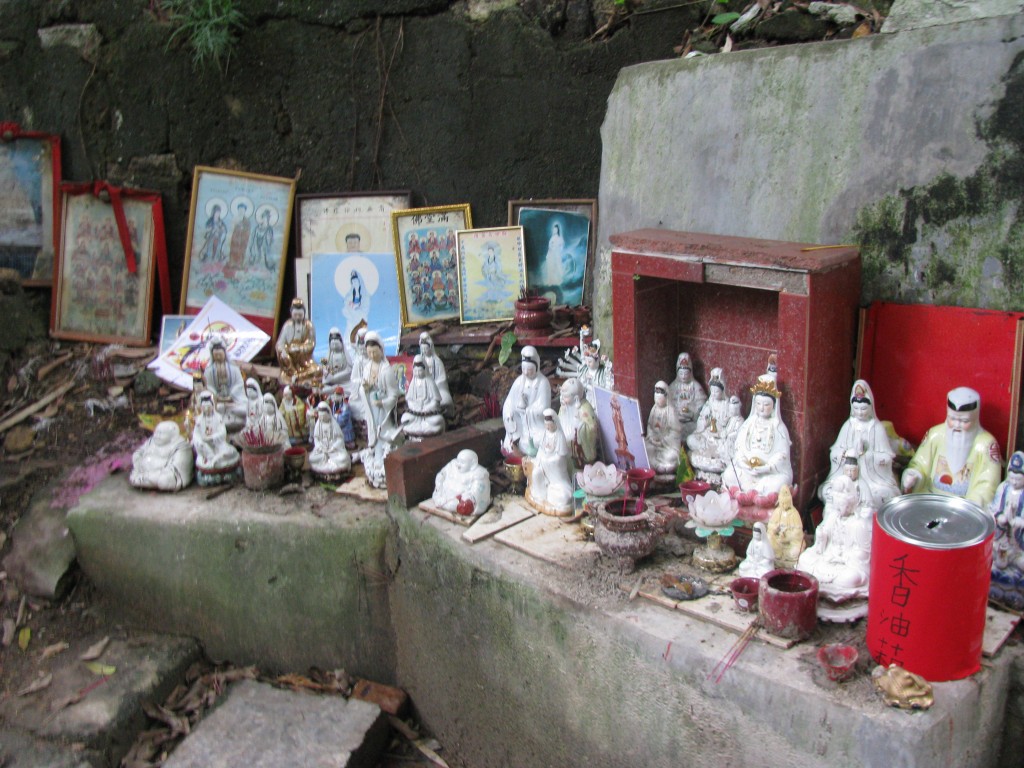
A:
[296,190,412,260]
[392,203,472,328]
[52,184,165,345]
[0,125,61,285]
[310,251,403,359]
[180,166,297,338]
[508,198,597,307]
[593,386,650,471]
[456,226,526,325]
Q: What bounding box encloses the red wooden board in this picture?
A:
[858,301,1024,454]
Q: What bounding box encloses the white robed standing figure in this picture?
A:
[501,346,551,456]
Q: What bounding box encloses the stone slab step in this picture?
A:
[163,679,387,768]
[0,633,201,766]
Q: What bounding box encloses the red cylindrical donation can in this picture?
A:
[867,494,994,682]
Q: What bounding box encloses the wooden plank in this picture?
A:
[494,510,599,567]
[462,497,535,543]
[334,474,387,503]
[632,582,796,649]
[418,499,481,527]
[983,605,1020,657]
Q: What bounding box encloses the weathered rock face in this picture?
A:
[0,0,703,328]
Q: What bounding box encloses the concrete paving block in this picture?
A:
[163,680,387,768]
[0,728,92,768]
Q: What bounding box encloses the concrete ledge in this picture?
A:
[389,502,1017,768]
[66,470,1020,766]
[67,477,397,681]
[385,418,503,508]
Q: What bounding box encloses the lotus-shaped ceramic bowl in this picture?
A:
[685,489,739,530]
[577,462,624,497]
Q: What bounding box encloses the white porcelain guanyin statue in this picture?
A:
[502,346,551,456]
[347,326,369,423]
[644,381,683,476]
[191,391,241,473]
[309,401,352,480]
[558,377,600,470]
[737,522,775,578]
[524,408,574,515]
[130,421,194,491]
[256,393,290,448]
[432,449,492,516]
[243,377,263,433]
[818,380,899,510]
[418,331,453,412]
[202,334,247,433]
[797,475,872,620]
[668,352,706,440]
[721,376,793,508]
[686,368,735,480]
[401,355,446,439]
[320,327,352,393]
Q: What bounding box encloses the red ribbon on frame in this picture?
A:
[61,181,172,316]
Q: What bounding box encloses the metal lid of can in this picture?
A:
[877,494,994,549]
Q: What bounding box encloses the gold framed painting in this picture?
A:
[392,203,472,328]
[180,166,297,338]
[456,226,526,325]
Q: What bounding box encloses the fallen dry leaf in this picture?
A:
[84,661,116,676]
[1,617,14,647]
[142,701,191,738]
[40,640,70,660]
[16,671,53,696]
[79,635,110,661]
[852,19,872,38]
[17,626,31,651]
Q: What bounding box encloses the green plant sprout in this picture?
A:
[162,0,246,73]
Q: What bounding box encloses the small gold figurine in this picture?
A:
[872,664,934,710]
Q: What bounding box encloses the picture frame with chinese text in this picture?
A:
[456,226,526,325]
[508,198,597,306]
[52,187,160,345]
[180,166,297,338]
[392,204,472,328]
[296,190,412,260]
[0,128,61,285]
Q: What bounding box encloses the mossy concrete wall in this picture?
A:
[65,471,1022,766]
[388,503,1016,768]
[595,11,1024,348]
[67,476,398,682]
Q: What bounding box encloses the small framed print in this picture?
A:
[52,185,164,345]
[392,204,472,328]
[0,126,61,285]
[456,226,526,325]
[508,198,597,306]
[296,190,412,259]
[180,166,297,338]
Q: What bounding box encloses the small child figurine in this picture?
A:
[329,386,356,450]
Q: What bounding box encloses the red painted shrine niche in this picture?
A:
[609,229,861,513]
